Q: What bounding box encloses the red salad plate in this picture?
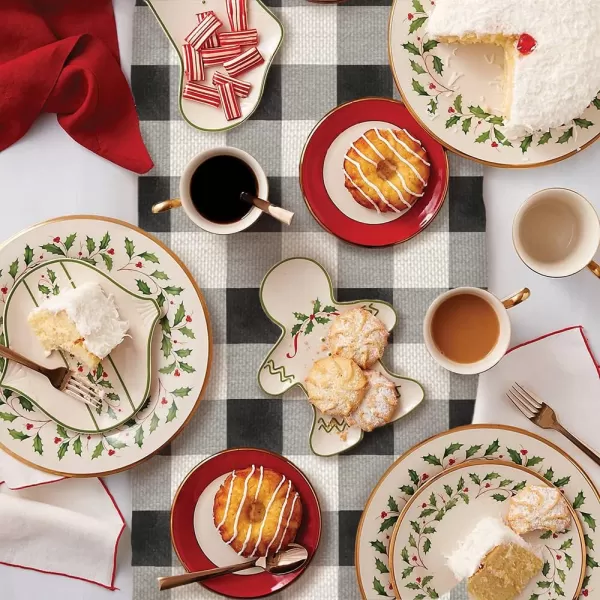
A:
[171,448,321,598]
[300,97,449,247]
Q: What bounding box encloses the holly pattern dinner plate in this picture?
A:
[388,0,600,167]
[258,257,425,457]
[299,98,448,247]
[355,425,599,599]
[389,460,586,600]
[0,216,211,477]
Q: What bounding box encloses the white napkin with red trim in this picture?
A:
[0,451,125,590]
[474,326,600,483]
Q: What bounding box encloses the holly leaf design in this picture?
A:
[410,520,421,534]
[106,436,127,449]
[81,257,96,266]
[164,286,184,296]
[8,259,19,279]
[178,362,195,374]
[574,118,593,129]
[409,469,419,485]
[38,284,50,295]
[443,484,453,497]
[512,481,527,492]
[419,508,437,518]
[469,473,481,485]
[400,485,415,496]
[422,454,442,466]
[160,316,171,334]
[456,476,465,492]
[446,115,460,128]
[401,546,410,563]
[372,577,387,596]
[507,448,522,465]
[559,538,572,551]
[462,118,472,134]
[483,472,500,481]
[469,105,490,119]
[544,467,555,481]
[149,413,160,434]
[55,424,69,439]
[593,98,600,110]
[41,244,65,256]
[557,128,573,144]
[539,530,553,539]
[0,412,17,422]
[293,312,309,322]
[161,334,172,359]
[401,566,414,579]
[429,492,437,508]
[585,534,594,550]
[526,456,543,467]
[179,326,195,339]
[520,135,533,153]
[445,497,458,511]
[166,401,178,423]
[91,441,104,459]
[174,349,193,360]
[587,555,600,568]
[491,493,507,502]
[498,479,513,488]
[304,321,314,335]
[314,316,330,325]
[132,426,143,448]
[19,397,34,411]
[47,269,56,283]
[157,293,166,308]
[172,387,192,398]
[484,440,500,456]
[323,306,336,314]
[101,254,113,271]
[125,238,135,258]
[537,581,551,589]
[173,302,186,326]
[410,60,426,75]
[412,79,428,97]
[462,444,481,460]
[422,526,436,534]
[564,552,574,569]
[86,236,96,254]
[412,0,425,12]
[388,496,399,513]
[582,512,596,531]
[402,42,421,56]
[475,131,491,144]
[57,441,69,460]
[64,233,77,251]
[73,436,82,456]
[136,279,152,295]
[8,428,29,441]
[538,131,552,145]
[370,540,386,554]
[406,583,421,590]
[375,558,389,574]
[553,583,564,597]
[554,476,571,488]
[573,491,585,510]
[151,271,169,281]
[409,533,417,548]
[138,251,160,264]
[443,442,463,458]
[379,516,398,532]
[23,245,34,266]
[432,55,443,76]
[159,362,176,375]
[423,39,438,52]
[427,98,438,114]
[423,538,432,554]
[459,492,469,504]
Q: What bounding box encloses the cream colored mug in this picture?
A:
[152,147,267,234]
[513,188,600,279]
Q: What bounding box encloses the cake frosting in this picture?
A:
[31,282,129,359]
[427,0,600,136]
[447,517,536,579]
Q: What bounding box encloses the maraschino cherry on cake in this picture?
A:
[427,0,600,137]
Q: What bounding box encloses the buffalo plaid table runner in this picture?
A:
[130,1,485,598]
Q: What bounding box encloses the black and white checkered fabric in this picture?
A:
[130,1,485,598]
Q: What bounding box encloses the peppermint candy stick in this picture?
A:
[196,11,219,48]
[185,13,221,50]
[226,0,248,31]
[213,71,252,98]
[182,44,204,82]
[183,82,221,107]
[217,81,242,121]
[224,47,264,78]
[218,29,259,47]
[201,45,243,68]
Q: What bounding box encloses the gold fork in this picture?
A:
[507,383,600,467]
[0,344,102,410]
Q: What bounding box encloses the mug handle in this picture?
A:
[588,261,600,278]
[501,287,531,309]
[152,199,182,214]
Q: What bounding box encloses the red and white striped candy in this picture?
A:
[182,44,205,82]
[213,71,252,98]
[183,82,221,107]
[196,11,219,48]
[217,81,242,121]
[226,0,248,31]
[185,13,221,50]
[201,45,243,67]
[224,47,264,78]
[217,29,259,48]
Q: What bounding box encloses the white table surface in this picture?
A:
[1,1,600,597]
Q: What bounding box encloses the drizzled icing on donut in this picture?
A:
[276,492,300,554]
[237,465,264,556]
[216,470,237,529]
[344,173,381,213]
[226,465,255,546]
[250,474,287,557]
[264,480,292,556]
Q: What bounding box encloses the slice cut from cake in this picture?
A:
[427,0,600,136]
[447,517,542,600]
[28,282,129,369]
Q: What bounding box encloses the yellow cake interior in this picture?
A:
[467,543,543,600]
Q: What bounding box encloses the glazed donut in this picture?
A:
[343,128,430,213]
[213,465,303,558]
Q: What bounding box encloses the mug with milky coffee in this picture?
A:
[513,188,600,279]
[423,287,530,375]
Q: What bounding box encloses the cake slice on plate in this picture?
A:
[28,282,129,369]
[447,517,542,600]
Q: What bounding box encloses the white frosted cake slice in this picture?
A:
[427,0,600,136]
[28,282,129,369]
[447,517,542,600]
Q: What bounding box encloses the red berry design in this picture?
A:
[108,449,115,456]
[136,262,142,268]
[485,483,491,488]
[381,511,387,519]
[173,340,178,344]
[412,555,418,562]
[388,584,393,590]
[1,288,7,295]
[448,107,455,114]
[174,369,181,377]
[54,437,61,444]
[429,83,436,90]
[87,435,91,440]
[517,33,537,55]
[78,366,84,373]
[422,503,427,508]
[491,141,498,148]
[161,397,167,405]
[448,458,455,465]
[583,590,589,597]
[103,372,108,378]
[499,455,503,459]
[422,473,429,481]
[53,237,61,243]
[26,423,33,430]
[108,248,115,255]
[520,449,528,455]
[463,488,469,493]
[416,577,422,584]
[78,252,82,256]
[556,554,562,560]
[170,301,174,305]
[408,13,414,19]
[186,315,192,323]
[553,533,558,539]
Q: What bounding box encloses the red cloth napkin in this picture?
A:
[0,0,153,174]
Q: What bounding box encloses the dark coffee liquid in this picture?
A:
[189,155,257,224]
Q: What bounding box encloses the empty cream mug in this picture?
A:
[151,147,267,234]
[513,188,600,279]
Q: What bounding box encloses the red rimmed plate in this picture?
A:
[300,97,449,247]
[171,448,321,599]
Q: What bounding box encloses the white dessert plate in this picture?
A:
[257,257,425,457]
[0,216,211,477]
[389,460,585,600]
[355,425,599,600]
[389,0,600,167]
[146,0,283,132]
[1,259,160,434]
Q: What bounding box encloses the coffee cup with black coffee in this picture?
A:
[152,147,266,234]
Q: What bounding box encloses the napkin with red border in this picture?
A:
[0,0,153,174]
[0,451,125,590]
[475,326,600,482]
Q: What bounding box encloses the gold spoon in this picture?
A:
[240,192,294,226]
